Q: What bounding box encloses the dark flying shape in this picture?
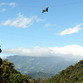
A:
[42,7,49,13]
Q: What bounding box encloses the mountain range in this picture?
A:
[7,55,80,78]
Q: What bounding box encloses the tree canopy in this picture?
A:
[0,58,30,83]
[45,60,83,83]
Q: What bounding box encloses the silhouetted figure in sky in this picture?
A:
[42,7,49,13]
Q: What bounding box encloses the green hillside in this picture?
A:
[28,72,54,79]
[0,58,30,83]
[45,60,83,83]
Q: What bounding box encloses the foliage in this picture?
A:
[28,72,54,79]
[0,48,2,53]
[0,58,30,83]
[22,74,31,83]
[0,58,2,66]
[9,74,23,83]
[45,60,83,83]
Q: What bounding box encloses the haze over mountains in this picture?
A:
[7,55,82,78]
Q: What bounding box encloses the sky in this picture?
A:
[0,0,83,59]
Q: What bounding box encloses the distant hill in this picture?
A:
[7,55,78,78]
[28,72,54,79]
[45,60,83,83]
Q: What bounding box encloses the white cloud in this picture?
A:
[1,9,6,12]
[3,47,51,57]
[59,24,82,36]
[50,45,83,57]
[2,13,43,28]
[9,2,16,6]
[2,45,83,59]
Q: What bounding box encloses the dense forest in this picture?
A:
[0,58,30,83]
[45,60,83,83]
[0,57,83,83]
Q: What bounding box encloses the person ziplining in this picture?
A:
[42,7,49,13]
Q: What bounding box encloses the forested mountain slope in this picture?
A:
[45,60,83,83]
[0,58,30,83]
